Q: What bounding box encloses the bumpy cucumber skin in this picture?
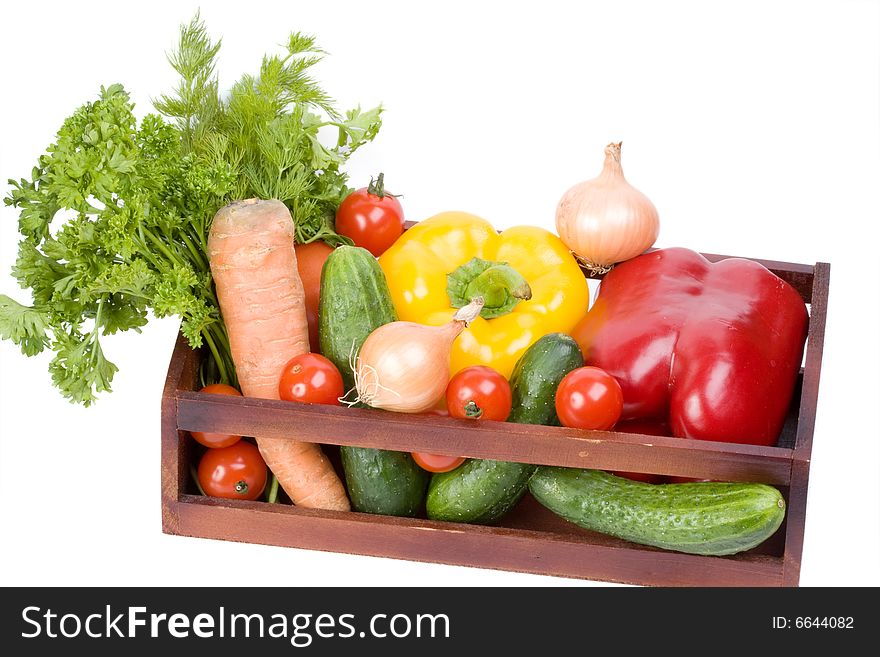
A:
[318,245,427,516]
[426,459,535,524]
[341,447,429,517]
[318,245,398,391]
[426,333,584,524]
[506,333,584,426]
[529,467,787,556]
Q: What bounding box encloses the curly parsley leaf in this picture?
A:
[0,296,50,356]
[2,14,382,403]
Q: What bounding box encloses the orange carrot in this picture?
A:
[208,198,350,511]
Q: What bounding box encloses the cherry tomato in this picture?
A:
[294,240,334,353]
[446,366,512,421]
[411,452,466,473]
[197,441,267,500]
[190,383,243,448]
[279,353,345,405]
[555,366,623,431]
[335,173,404,257]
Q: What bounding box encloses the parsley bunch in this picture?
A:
[0,15,382,404]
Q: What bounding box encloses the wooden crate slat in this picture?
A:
[176,391,793,484]
[781,261,830,585]
[794,261,830,457]
[176,495,785,587]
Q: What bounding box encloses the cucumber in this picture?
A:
[506,333,584,426]
[426,333,584,524]
[340,447,429,517]
[319,245,398,392]
[319,245,428,516]
[529,467,786,556]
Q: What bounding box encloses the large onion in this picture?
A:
[555,142,659,272]
[353,298,485,413]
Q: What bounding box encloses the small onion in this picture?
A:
[353,298,485,413]
[555,142,659,272]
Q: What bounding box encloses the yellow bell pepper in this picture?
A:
[378,211,590,379]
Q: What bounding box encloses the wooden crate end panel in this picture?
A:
[176,497,785,587]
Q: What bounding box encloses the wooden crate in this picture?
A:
[160,252,829,587]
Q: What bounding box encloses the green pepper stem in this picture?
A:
[465,264,532,309]
[447,257,532,319]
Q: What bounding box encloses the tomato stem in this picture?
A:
[234,480,249,495]
[463,400,483,419]
[367,172,402,199]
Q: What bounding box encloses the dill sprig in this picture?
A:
[1,14,383,404]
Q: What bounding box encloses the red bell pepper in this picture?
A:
[573,247,809,446]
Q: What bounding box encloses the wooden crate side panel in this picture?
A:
[795,262,829,457]
[176,496,784,587]
[781,262,828,585]
[160,334,193,535]
[782,459,812,586]
[176,392,793,484]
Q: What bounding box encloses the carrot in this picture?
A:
[208,198,350,511]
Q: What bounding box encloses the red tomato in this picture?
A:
[335,173,404,257]
[411,452,466,473]
[279,353,344,405]
[555,366,623,431]
[190,383,242,448]
[446,366,512,421]
[197,441,268,500]
[294,241,334,353]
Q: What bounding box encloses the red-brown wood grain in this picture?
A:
[175,392,794,484]
[781,260,830,585]
[176,495,785,587]
[159,249,829,587]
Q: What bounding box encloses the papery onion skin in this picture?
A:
[355,298,485,413]
[556,142,659,269]
[358,321,460,413]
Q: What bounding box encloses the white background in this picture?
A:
[1,0,878,587]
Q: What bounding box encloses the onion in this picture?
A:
[555,142,660,272]
[353,298,485,413]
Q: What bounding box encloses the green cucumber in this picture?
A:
[319,245,428,516]
[529,467,786,556]
[506,333,584,426]
[426,333,584,524]
[319,245,398,392]
[340,447,428,517]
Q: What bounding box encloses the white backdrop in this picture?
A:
[1,0,878,587]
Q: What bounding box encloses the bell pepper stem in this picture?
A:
[447,257,533,320]
[464,264,532,308]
